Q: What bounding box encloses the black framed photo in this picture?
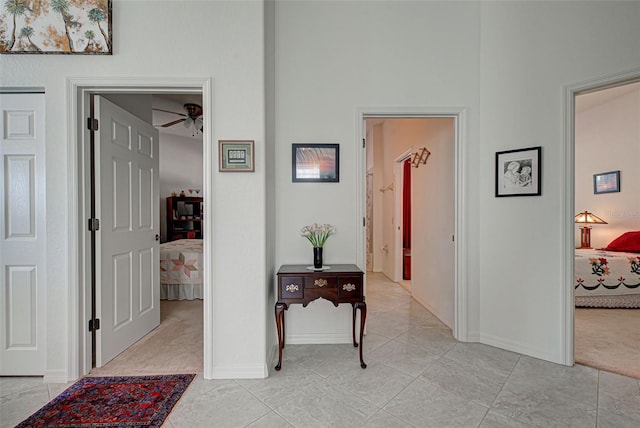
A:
[594,170,620,194]
[219,140,254,172]
[495,146,541,197]
[292,143,339,182]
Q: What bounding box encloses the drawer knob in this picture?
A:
[343,283,356,292]
[285,283,300,293]
[314,278,328,287]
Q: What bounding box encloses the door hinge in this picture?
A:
[87,117,99,131]
[363,217,366,227]
[89,318,100,332]
[88,218,100,231]
[362,138,366,148]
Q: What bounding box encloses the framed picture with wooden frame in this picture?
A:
[219,140,254,172]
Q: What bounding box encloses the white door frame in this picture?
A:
[562,68,640,365]
[356,107,470,341]
[66,77,214,380]
[393,150,412,283]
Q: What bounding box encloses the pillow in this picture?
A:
[604,231,640,253]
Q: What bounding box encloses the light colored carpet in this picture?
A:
[91,300,203,376]
[575,308,640,379]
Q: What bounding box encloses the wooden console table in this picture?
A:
[275,264,366,371]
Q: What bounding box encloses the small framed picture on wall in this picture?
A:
[219,140,254,172]
[495,146,541,197]
[593,170,620,194]
[292,143,340,183]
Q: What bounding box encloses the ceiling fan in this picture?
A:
[153,103,203,134]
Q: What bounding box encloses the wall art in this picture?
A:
[1,0,112,54]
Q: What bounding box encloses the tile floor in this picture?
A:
[2,272,640,427]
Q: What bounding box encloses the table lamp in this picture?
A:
[575,211,607,249]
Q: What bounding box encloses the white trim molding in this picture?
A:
[66,77,213,381]
[561,67,640,366]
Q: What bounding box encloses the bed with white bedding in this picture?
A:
[575,249,640,308]
[160,239,203,300]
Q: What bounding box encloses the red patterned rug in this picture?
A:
[16,374,195,427]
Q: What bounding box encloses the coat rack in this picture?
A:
[412,147,431,168]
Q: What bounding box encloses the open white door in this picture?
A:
[94,96,160,367]
[0,92,47,375]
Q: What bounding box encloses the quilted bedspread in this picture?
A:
[575,249,640,297]
[160,239,203,300]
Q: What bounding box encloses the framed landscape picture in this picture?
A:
[495,146,541,197]
[593,170,620,194]
[292,143,340,183]
[0,0,112,54]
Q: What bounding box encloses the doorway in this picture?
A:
[361,113,463,333]
[89,93,205,375]
[562,69,640,367]
[572,79,640,377]
[67,78,214,380]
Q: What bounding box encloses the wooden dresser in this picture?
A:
[274,264,366,371]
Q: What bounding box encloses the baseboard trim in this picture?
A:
[479,332,564,366]
[43,369,69,383]
[211,365,268,379]
[286,333,352,345]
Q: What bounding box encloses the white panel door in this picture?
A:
[95,96,160,367]
[0,93,47,375]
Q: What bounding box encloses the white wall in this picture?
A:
[274,0,640,363]
[575,84,640,249]
[274,0,482,344]
[478,1,640,362]
[0,0,266,380]
[2,0,639,379]
[159,133,203,242]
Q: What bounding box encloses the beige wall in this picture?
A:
[367,118,455,327]
[575,83,640,249]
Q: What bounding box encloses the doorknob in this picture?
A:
[155,234,159,241]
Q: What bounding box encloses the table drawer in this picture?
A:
[280,276,304,299]
[304,276,337,289]
[338,276,362,298]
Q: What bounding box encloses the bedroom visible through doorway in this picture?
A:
[91,93,205,375]
[573,80,640,379]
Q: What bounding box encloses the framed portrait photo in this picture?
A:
[219,140,254,172]
[593,170,620,194]
[495,146,541,197]
[292,143,339,183]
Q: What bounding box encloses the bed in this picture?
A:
[160,239,203,300]
[575,248,640,308]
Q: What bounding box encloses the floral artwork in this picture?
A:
[0,0,111,54]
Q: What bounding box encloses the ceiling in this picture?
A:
[152,94,203,140]
[576,81,640,113]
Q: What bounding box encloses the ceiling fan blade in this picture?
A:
[152,107,187,117]
[161,118,186,127]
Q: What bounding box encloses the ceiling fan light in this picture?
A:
[183,117,193,128]
[195,118,203,129]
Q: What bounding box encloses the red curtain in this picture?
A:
[403,158,411,249]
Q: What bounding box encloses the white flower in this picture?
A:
[300,223,336,248]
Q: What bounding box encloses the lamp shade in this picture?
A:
[575,211,607,226]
